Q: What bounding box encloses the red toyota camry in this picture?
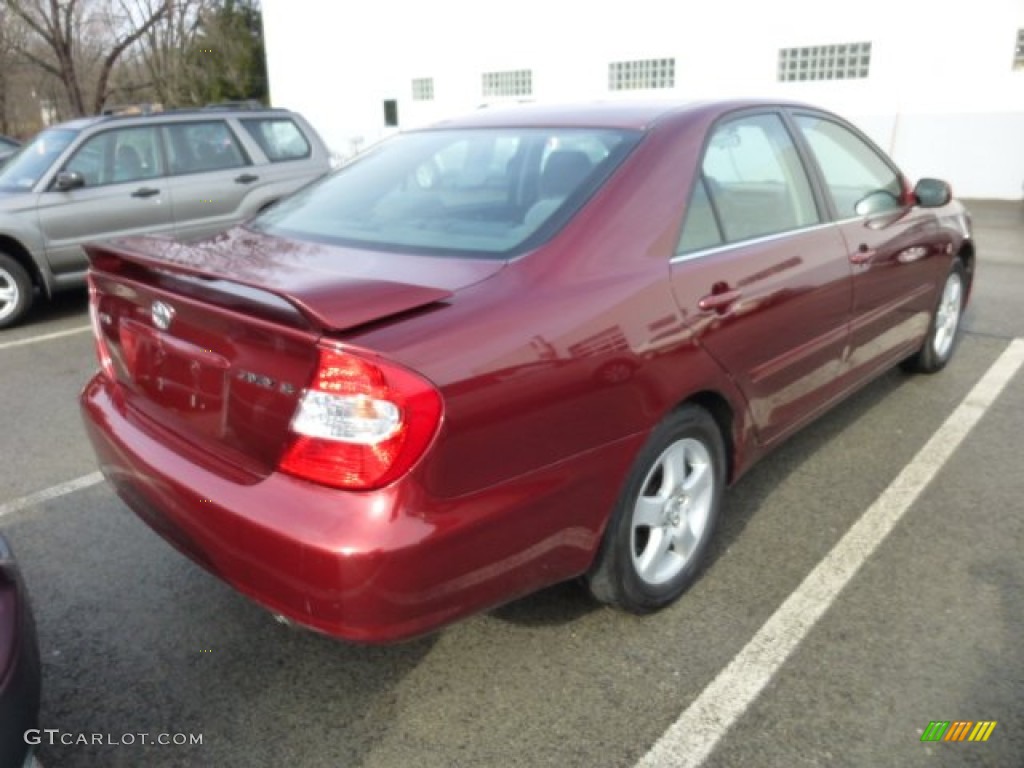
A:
[80,100,973,643]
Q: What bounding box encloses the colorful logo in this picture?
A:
[921,721,997,742]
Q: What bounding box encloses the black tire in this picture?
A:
[902,259,966,374]
[0,252,33,330]
[587,404,725,613]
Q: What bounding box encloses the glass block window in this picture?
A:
[481,70,532,98]
[609,58,676,90]
[1015,29,1024,70]
[412,77,434,101]
[778,42,872,82]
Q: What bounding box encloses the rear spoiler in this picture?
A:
[85,238,453,333]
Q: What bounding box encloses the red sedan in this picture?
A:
[80,100,973,643]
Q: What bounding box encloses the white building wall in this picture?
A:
[263,0,1024,198]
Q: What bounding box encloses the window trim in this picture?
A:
[672,220,837,264]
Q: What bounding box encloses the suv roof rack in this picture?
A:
[100,103,166,116]
[90,102,288,124]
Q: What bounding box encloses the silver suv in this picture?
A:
[0,106,332,328]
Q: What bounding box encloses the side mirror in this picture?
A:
[854,189,900,217]
[914,178,951,208]
[54,171,85,191]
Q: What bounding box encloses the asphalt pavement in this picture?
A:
[1,200,1021,767]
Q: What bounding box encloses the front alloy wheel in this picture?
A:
[903,259,966,374]
[931,269,963,361]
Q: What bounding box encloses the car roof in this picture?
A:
[424,98,820,132]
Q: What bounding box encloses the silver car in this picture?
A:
[0,106,332,328]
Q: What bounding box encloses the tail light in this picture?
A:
[278,345,443,490]
[87,275,115,380]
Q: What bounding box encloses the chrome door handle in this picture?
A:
[698,289,742,313]
[850,244,875,264]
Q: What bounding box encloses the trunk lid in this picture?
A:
[86,229,502,479]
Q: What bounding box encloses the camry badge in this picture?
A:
[151,300,175,330]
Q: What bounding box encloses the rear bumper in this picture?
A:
[0,536,41,768]
[81,374,636,643]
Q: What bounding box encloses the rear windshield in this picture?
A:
[250,127,640,257]
[0,129,77,191]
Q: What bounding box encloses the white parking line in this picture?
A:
[0,324,91,351]
[0,472,104,521]
[636,337,1024,768]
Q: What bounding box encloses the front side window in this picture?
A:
[795,114,901,218]
[689,113,819,245]
[0,129,76,191]
[64,126,162,186]
[161,121,248,175]
[251,128,640,257]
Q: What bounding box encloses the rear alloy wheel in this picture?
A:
[588,405,725,613]
[0,253,33,329]
[904,259,965,374]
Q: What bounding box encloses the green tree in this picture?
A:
[187,0,267,105]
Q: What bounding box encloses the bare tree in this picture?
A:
[4,0,170,116]
[129,0,203,106]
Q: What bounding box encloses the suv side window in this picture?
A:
[794,114,902,218]
[161,121,249,175]
[64,126,162,186]
[240,118,311,162]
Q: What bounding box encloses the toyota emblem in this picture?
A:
[151,300,175,330]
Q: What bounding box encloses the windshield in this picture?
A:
[251,127,641,257]
[0,129,77,191]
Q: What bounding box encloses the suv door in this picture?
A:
[670,111,853,445]
[35,125,171,278]
[160,120,257,241]
[791,111,952,378]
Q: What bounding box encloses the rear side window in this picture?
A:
[695,113,820,244]
[161,121,249,175]
[676,177,723,254]
[241,118,312,162]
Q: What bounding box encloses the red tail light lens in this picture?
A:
[87,276,115,380]
[278,346,443,490]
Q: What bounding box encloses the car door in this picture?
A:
[670,111,853,445]
[35,125,171,278]
[160,120,258,241]
[790,111,951,379]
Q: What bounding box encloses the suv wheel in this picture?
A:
[0,253,33,329]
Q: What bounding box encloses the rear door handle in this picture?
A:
[131,187,160,198]
[698,288,742,313]
[234,173,259,184]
